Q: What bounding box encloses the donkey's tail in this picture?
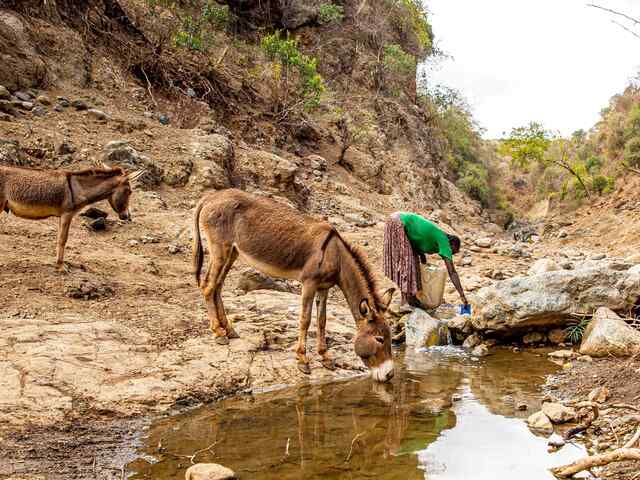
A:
[192,199,206,287]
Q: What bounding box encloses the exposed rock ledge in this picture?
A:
[0,290,364,429]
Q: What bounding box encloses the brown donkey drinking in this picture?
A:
[0,164,144,271]
[193,189,396,382]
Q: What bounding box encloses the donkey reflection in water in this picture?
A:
[0,164,144,271]
[193,189,396,382]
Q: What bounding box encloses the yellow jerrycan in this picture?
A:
[415,263,447,309]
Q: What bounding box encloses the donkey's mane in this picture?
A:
[65,166,125,177]
[335,233,382,309]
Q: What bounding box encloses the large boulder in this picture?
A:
[188,134,234,190]
[542,402,576,424]
[527,258,559,276]
[103,141,163,188]
[471,265,640,333]
[235,148,298,194]
[579,307,640,357]
[526,411,553,435]
[185,463,235,480]
[404,309,442,348]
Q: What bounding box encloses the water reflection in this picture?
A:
[129,348,584,480]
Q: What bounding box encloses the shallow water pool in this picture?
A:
[128,347,585,479]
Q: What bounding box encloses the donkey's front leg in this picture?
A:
[315,289,336,371]
[296,282,318,375]
[56,213,74,272]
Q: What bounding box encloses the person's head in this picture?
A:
[447,234,461,255]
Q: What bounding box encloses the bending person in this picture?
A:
[384,211,468,310]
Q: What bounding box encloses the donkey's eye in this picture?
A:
[375,336,384,345]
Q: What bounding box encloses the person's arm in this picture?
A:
[443,258,468,305]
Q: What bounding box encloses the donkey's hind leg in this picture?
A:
[201,239,237,345]
[213,246,239,339]
[56,212,74,273]
[315,289,336,371]
[296,281,319,375]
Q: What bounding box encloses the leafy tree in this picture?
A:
[498,122,551,170]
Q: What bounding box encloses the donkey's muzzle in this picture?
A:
[119,211,131,221]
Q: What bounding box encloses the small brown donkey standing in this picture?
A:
[0,164,144,271]
[193,189,396,382]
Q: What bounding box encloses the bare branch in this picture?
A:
[550,448,640,478]
[612,20,640,40]
[587,3,640,26]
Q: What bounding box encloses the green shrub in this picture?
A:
[202,2,230,30]
[457,162,490,206]
[591,175,614,194]
[564,318,591,344]
[398,0,433,54]
[261,31,325,109]
[625,104,640,138]
[318,3,344,24]
[383,43,416,76]
[585,155,602,172]
[174,16,205,51]
[624,136,640,167]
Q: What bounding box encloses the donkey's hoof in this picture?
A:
[56,262,71,274]
[226,328,240,339]
[297,361,312,375]
[215,336,230,345]
[321,358,337,371]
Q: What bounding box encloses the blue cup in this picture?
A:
[459,304,472,316]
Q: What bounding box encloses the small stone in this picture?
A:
[558,230,568,239]
[158,114,170,125]
[127,239,139,247]
[527,411,553,434]
[577,355,593,362]
[53,104,65,112]
[0,85,9,99]
[548,329,566,344]
[36,94,51,105]
[15,91,32,101]
[471,344,489,357]
[186,87,197,97]
[72,99,88,110]
[475,237,494,248]
[542,402,576,424]
[87,108,108,121]
[57,140,76,155]
[587,386,609,403]
[31,106,47,117]
[85,217,106,231]
[547,350,578,360]
[20,101,34,110]
[80,207,108,219]
[184,463,236,480]
[143,111,154,118]
[516,402,528,411]
[168,243,182,254]
[523,332,546,344]
[140,235,159,244]
[461,256,473,266]
[463,333,481,349]
[57,96,70,105]
[591,253,606,261]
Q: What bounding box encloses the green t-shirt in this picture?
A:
[398,213,453,260]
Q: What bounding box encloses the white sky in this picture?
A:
[421,0,640,138]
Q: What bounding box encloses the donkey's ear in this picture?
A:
[379,288,395,311]
[127,170,146,186]
[359,298,371,318]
